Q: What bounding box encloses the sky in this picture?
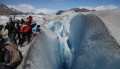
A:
[0,0,120,14]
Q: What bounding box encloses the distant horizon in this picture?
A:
[0,0,120,14]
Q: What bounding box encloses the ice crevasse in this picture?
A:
[24,11,120,69]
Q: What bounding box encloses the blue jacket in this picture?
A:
[32,26,38,32]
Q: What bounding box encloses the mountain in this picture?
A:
[56,8,95,15]
[38,12,45,15]
[11,8,24,15]
[70,8,95,12]
[56,10,65,15]
[0,3,24,15]
[25,11,35,15]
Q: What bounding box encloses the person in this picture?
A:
[0,35,5,65]
[1,25,8,37]
[0,44,22,69]
[27,16,32,21]
[15,19,21,45]
[32,25,41,32]
[0,25,3,31]
[19,20,32,45]
[32,25,41,36]
[7,18,17,44]
[0,35,5,53]
[23,22,32,44]
[31,23,37,29]
[27,16,33,25]
[37,25,41,32]
[18,19,26,45]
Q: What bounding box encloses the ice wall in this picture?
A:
[24,27,62,69]
[69,14,120,69]
[44,13,76,69]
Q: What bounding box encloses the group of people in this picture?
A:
[0,16,41,69]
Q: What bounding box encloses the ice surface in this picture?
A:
[69,13,120,69]
[24,26,62,69]
[92,10,120,46]
[44,10,120,69]
[0,16,9,25]
[17,39,35,69]
[0,15,55,26]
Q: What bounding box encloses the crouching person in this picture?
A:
[0,44,22,69]
[32,25,41,37]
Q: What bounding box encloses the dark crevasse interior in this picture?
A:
[24,14,120,69]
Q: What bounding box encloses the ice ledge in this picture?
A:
[82,10,120,46]
[92,10,120,46]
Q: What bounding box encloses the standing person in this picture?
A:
[18,19,25,45]
[22,22,32,44]
[26,16,33,43]
[27,16,33,24]
[0,35,5,68]
[15,19,21,45]
[0,35,5,53]
[7,18,17,44]
[0,25,3,31]
[19,21,31,45]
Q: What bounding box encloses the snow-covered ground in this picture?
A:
[0,16,9,25]
[0,14,56,26]
[1,10,120,69]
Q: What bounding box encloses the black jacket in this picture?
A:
[8,22,17,33]
[0,38,5,52]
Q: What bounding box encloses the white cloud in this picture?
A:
[79,4,118,10]
[79,6,94,10]
[35,8,56,14]
[7,4,56,14]
[95,4,118,10]
[8,4,34,12]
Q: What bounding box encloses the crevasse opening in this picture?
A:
[45,14,88,69]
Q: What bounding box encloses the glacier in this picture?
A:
[1,10,120,69]
[24,11,120,69]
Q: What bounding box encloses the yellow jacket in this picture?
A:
[1,29,8,36]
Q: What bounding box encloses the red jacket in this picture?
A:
[19,24,23,32]
[27,16,33,21]
[23,25,31,33]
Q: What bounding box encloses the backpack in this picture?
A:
[4,44,22,68]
